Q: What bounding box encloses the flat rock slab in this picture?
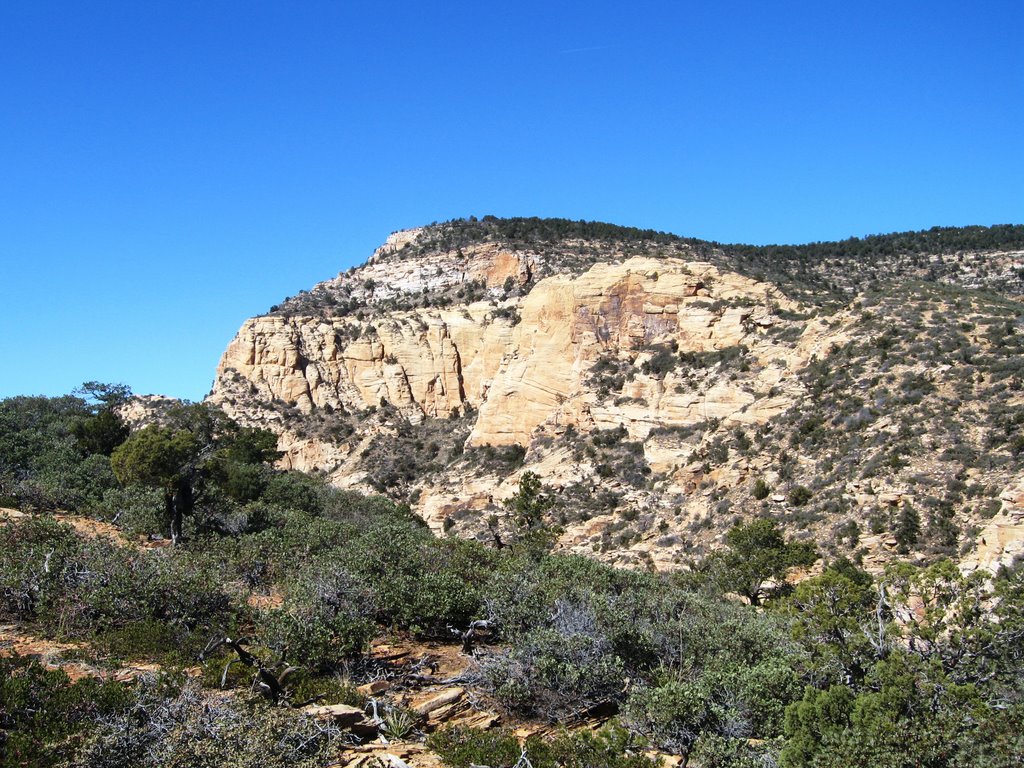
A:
[304,703,365,724]
[411,686,464,715]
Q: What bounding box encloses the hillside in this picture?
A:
[3,218,1024,767]
[208,218,1024,573]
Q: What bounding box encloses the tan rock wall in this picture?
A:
[212,301,517,423]
[466,258,799,446]
[211,255,806,475]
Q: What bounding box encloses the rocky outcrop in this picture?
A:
[206,222,1024,573]
[211,256,807,460]
[961,478,1024,576]
[208,238,839,565]
[213,302,516,422]
[466,259,797,446]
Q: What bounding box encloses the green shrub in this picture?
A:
[547,724,662,768]
[428,723,662,768]
[690,733,780,768]
[0,515,81,620]
[262,471,326,514]
[218,461,270,503]
[92,618,181,661]
[710,519,817,606]
[625,678,713,755]
[427,727,524,768]
[288,674,363,709]
[339,522,493,635]
[0,516,232,649]
[0,654,133,768]
[0,393,124,512]
[893,504,922,554]
[485,622,626,718]
[258,564,375,671]
[97,485,166,537]
[641,345,677,377]
[75,676,344,768]
[625,656,798,759]
[787,486,813,507]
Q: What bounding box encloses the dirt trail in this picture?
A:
[0,623,169,682]
[0,506,171,549]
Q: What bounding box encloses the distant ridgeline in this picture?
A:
[381,216,1024,256]
[311,217,1024,312]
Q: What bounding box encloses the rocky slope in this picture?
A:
[208,219,1024,573]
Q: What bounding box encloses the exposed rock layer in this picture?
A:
[212,257,804,455]
[207,223,1024,573]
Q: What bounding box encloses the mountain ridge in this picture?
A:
[267,218,1024,318]
[205,218,1024,574]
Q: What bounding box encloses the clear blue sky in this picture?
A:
[1,1,1021,401]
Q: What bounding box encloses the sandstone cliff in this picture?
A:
[208,220,1024,572]
[211,254,809,481]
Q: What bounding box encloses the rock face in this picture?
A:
[216,304,511,421]
[467,259,795,447]
[208,225,838,568]
[208,220,1024,573]
[961,478,1024,576]
[212,255,804,465]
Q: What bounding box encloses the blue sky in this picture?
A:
[1,1,1021,401]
